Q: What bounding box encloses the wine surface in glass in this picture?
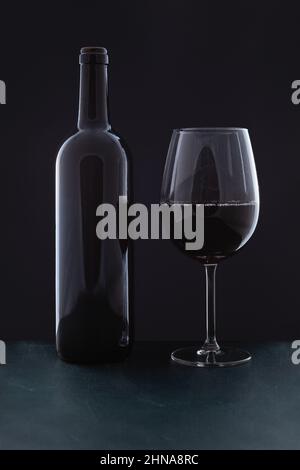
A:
[171,202,258,264]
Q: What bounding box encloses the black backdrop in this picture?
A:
[0,0,297,341]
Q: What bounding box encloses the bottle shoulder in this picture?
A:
[56,129,128,165]
[58,129,125,150]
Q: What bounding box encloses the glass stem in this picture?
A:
[202,264,220,353]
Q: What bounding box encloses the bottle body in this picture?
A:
[56,48,132,363]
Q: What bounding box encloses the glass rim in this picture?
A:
[174,127,248,133]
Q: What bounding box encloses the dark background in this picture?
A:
[0,0,297,341]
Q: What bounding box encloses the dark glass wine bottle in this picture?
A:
[56,47,132,363]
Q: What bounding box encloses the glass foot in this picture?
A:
[171,346,251,367]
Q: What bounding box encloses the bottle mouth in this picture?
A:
[79,47,109,65]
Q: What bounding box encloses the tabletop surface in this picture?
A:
[0,341,297,450]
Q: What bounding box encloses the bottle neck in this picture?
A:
[77,63,110,130]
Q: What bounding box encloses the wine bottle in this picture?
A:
[56,47,132,363]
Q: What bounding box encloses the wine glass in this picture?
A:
[161,128,259,367]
